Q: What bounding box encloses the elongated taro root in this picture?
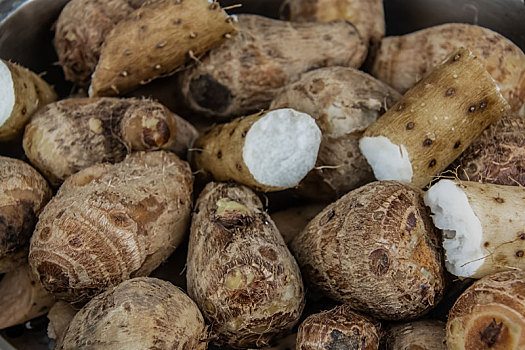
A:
[424,179,525,279]
[89,0,238,97]
[187,182,305,348]
[47,301,77,349]
[360,48,510,188]
[381,320,446,350]
[192,109,321,192]
[61,277,207,350]
[280,0,385,46]
[296,305,381,350]
[271,204,326,244]
[0,264,55,329]
[447,270,525,349]
[53,0,146,87]
[370,24,525,116]
[291,181,445,320]
[180,14,367,119]
[452,114,525,186]
[0,59,57,140]
[0,156,51,273]
[23,97,197,187]
[29,151,193,303]
[271,67,401,200]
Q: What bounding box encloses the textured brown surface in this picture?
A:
[291,181,445,320]
[0,60,57,141]
[180,14,367,119]
[447,270,525,349]
[0,264,55,329]
[29,151,193,304]
[23,97,197,187]
[381,320,446,350]
[90,0,238,97]
[271,67,401,200]
[296,305,381,350]
[363,48,510,188]
[453,114,525,186]
[0,156,51,273]
[279,0,385,46]
[370,23,525,117]
[61,277,207,350]
[187,182,305,348]
[53,0,145,87]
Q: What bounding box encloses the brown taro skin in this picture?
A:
[90,0,239,97]
[270,66,401,200]
[60,277,208,350]
[279,0,385,46]
[296,305,381,350]
[447,270,525,350]
[29,151,193,304]
[54,0,146,87]
[291,181,445,320]
[180,14,367,120]
[23,97,197,187]
[381,320,447,350]
[187,182,305,348]
[370,23,525,117]
[453,114,525,186]
[0,156,51,273]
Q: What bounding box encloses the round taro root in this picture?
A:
[23,97,198,187]
[452,114,525,186]
[447,270,525,349]
[187,182,305,348]
[270,66,401,200]
[29,151,193,304]
[381,320,447,350]
[370,23,525,117]
[291,181,445,320]
[0,156,51,273]
[54,0,145,87]
[60,277,207,350]
[180,14,367,120]
[296,305,381,350]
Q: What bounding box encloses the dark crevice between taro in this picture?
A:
[189,74,233,113]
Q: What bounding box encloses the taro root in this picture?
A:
[381,320,447,350]
[29,151,193,304]
[23,97,197,187]
[47,301,77,349]
[370,23,525,116]
[53,0,146,87]
[187,182,305,348]
[296,305,381,350]
[0,59,57,140]
[0,156,51,273]
[179,14,367,120]
[447,270,525,349]
[271,66,401,200]
[360,48,510,188]
[280,0,385,46]
[89,0,239,96]
[452,114,525,186]
[424,179,525,279]
[60,277,208,350]
[291,181,445,320]
[271,203,326,244]
[0,264,55,329]
[191,109,321,192]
